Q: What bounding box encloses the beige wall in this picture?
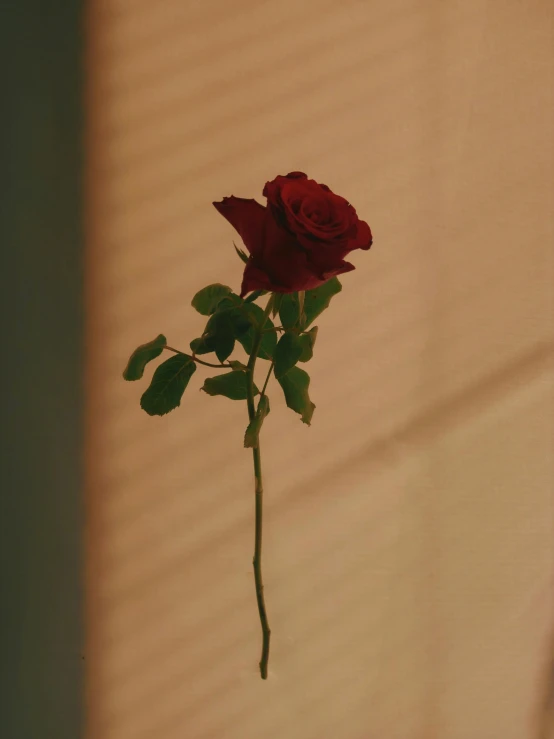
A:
[86,1,554,737]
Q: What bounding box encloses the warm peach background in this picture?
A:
[86,1,554,737]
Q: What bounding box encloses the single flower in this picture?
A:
[213,172,372,297]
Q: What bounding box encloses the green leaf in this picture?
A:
[239,326,277,360]
[217,294,243,309]
[274,332,303,379]
[226,306,252,337]
[213,335,235,364]
[202,371,259,400]
[298,326,318,362]
[211,296,251,337]
[207,311,235,363]
[234,242,249,264]
[191,283,233,315]
[123,334,167,381]
[229,359,248,372]
[244,289,268,303]
[140,354,196,416]
[241,301,268,329]
[190,301,250,359]
[192,313,235,363]
[303,277,342,327]
[279,293,300,330]
[244,395,270,448]
[271,292,284,318]
[297,290,306,325]
[190,336,212,355]
[259,326,278,360]
[276,366,315,425]
[237,303,277,359]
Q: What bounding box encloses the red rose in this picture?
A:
[213,172,372,297]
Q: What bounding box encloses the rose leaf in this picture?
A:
[140,354,196,416]
[276,366,315,425]
[123,334,167,381]
[303,277,342,327]
[202,371,259,401]
[298,326,319,362]
[274,332,303,379]
[191,283,234,315]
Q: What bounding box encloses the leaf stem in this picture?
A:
[193,357,232,369]
[164,345,231,369]
[246,298,273,679]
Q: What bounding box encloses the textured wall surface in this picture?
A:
[86,1,554,737]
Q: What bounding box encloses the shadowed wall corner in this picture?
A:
[0,1,84,738]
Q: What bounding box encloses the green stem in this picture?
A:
[260,360,274,399]
[246,298,273,679]
[192,357,231,369]
[165,345,231,369]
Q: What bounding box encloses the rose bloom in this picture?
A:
[213,172,372,296]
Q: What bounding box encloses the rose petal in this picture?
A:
[348,218,373,251]
[213,196,266,257]
[262,213,308,283]
[320,260,356,281]
[240,259,279,297]
[263,172,308,205]
[283,186,352,244]
[302,241,357,279]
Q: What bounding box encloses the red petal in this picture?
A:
[262,213,315,287]
[258,211,347,291]
[213,197,266,256]
[348,218,373,251]
[321,260,356,280]
[239,259,278,297]
[263,172,307,200]
[283,171,307,180]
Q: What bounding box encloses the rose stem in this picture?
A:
[246,298,273,679]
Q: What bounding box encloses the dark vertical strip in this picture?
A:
[0,2,83,738]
